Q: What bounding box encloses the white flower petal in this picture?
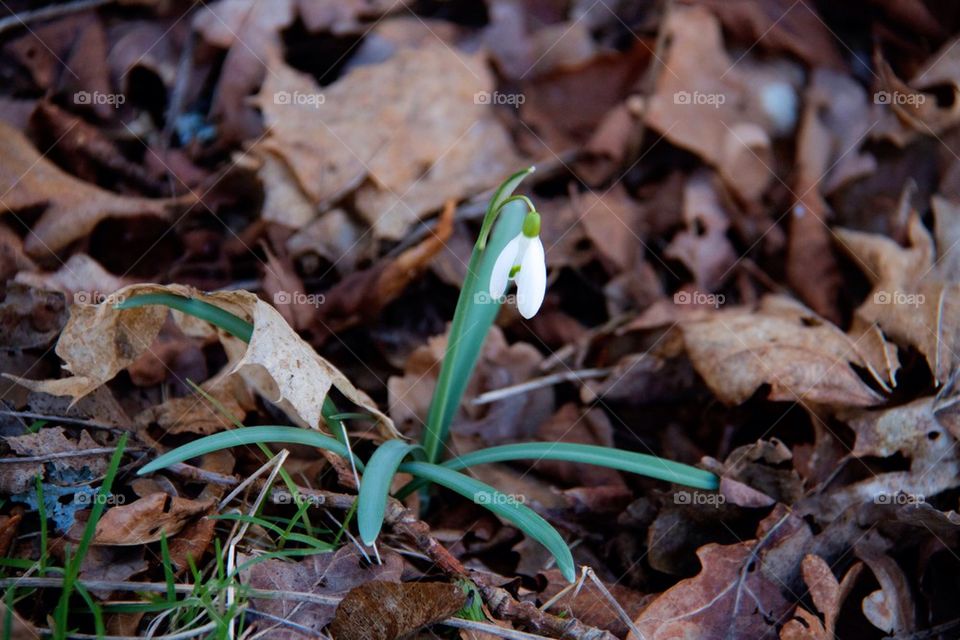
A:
[516,237,546,318]
[489,235,521,299]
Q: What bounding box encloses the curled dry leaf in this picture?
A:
[875,34,960,136]
[688,0,845,68]
[317,199,456,333]
[629,541,791,640]
[856,537,916,636]
[813,397,960,520]
[14,254,129,304]
[680,295,885,407]
[837,209,960,385]
[253,44,521,239]
[664,171,737,292]
[135,372,255,436]
[329,581,467,640]
[7,283,398,439]
[643,6,791,201]
[0,122,179,257]
[780,555,862,640]
[243,546,404,638]
[0,283,68,349]
[2,427,107,494]
[788,69,875,320]
[93,492,213,545]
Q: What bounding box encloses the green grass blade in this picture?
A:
[160,532,176,603]
[444,443,718,489]
[72,583,104,638]
[137,426,354,475]
[53,432,128,639]
[357,440,421,544]
[423,199,527,463]
[399,461,575,581]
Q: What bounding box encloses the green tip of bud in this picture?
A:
[509,265,521,278]
[521,211,541,238]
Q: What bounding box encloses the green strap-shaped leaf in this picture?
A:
[423,199,528,463]
[399,461,575,582]
[116,293,253,342]
[138,426,353,475]
[444,443,718,489]
[357,440,422,544]
[396,442,718,498]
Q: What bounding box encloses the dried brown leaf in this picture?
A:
[0,122,177,257]
[330,581,466,640]
[8,283,398,438]
[253,45,521,239]
[93,492,213,546]
[681,296,884,407]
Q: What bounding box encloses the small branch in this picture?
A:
[0,409,123,431]
[471,369,611,405]
[0,0,112,35]
[477,581,617,640]
[0,447,144,464]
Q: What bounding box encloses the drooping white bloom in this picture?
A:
[489,212,546,319]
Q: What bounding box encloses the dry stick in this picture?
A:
[0,447,145,463]
[58,622,218,640]
[0,409,122,431]
[471,369,612,406]
[0,0,112,34]
[159,465,618,639]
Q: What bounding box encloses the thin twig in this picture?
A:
[0,0,112,34]
[0,409,122,431]
[56,622,217,640]
[0,447,144,464]
[471,369,612,406]
[442,617,555,639]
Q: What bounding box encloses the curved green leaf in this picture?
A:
[116,293,253,342]
[138,426,353,475]
[397,442,718,498]
[357,440,421,544]
[445,443,717,489]
[399,461,575,582]
[477,166,535,250]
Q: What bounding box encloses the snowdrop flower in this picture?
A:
[489,211,546,319]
